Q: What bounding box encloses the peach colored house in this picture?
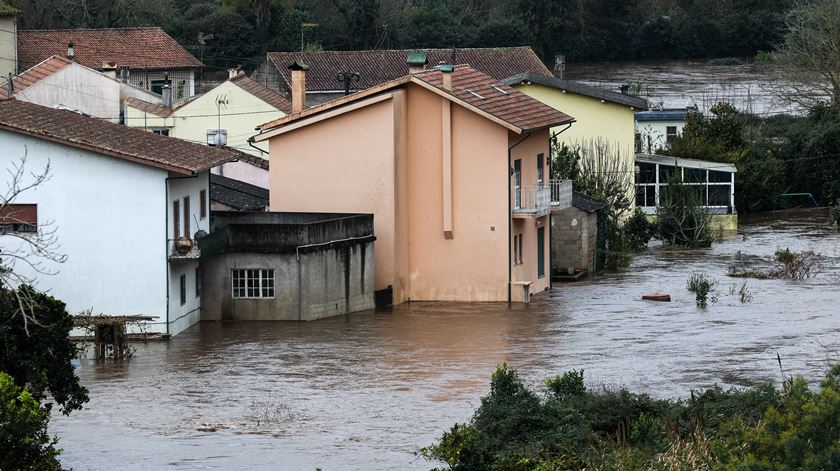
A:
[254,64,574,304]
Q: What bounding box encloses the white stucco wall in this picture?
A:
[0,131,170,332]
[16,63,123,122]
[0,15,16,79]
[166,170,210,335]
[212,162,268,189]
[635,120,686,153]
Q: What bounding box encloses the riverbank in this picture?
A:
[51,209,839,470]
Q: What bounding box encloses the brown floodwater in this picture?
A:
[51,209,839,470]
[565,59,802,115]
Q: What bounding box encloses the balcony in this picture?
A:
[513,186,551,218]
[168,238,200,262]
[550,179,573,210]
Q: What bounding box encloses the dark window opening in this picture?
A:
[0,204,37,233]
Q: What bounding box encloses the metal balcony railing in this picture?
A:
[513,186,552,217]
[550,179,573,209]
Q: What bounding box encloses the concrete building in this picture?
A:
[14,27,203,101]
[635,108,691,153]
[0,99,247,336]
[0,55,162,123]
[635,153,738,231]
[200,212,375,321]
[255,64,574,305]
[126,71,289,187]
[0,1,17,80]
[253,47,552,106]
[551,192,606,277]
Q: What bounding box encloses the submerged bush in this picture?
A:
[687,272,718,308]
[425,365,840,471]
[625,208,656,251]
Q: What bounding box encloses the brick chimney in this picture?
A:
[440,64,453,92]
[406,51,427,74]
[288,60,309,113]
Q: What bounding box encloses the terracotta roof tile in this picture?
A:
[0,99,247,174]
[0,56,73,98]
[124,96,173,117]
[229,74,291,114]
[257,66,573,134]
[265,47,551,92]
[18,27,202,71]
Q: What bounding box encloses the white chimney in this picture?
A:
[162,84,172,107]
[67,41,75,61]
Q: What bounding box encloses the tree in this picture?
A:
[765,0,840,111]
[0,152,87,414]
[656,171,713,247]
[0,372,62,470]
[396,5,472,49]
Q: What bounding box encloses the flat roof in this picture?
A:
[636,153,737,173]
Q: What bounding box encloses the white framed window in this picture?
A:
[207,129,227,147]
[231,269,275,299]
[151,128,170,136]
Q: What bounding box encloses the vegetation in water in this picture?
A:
[0,372,63,470]
[687,272,717,308]
[423,364,840,471]
[728,248,824,280]
[655,172,713,248]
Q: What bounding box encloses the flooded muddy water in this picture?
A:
[52,209,839,470]
[565,59,802,115]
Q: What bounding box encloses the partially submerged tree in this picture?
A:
[656,171,713,248]
[763,0,840,111]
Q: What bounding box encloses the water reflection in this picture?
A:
[52,209,839,470]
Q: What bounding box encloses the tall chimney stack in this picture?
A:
[289,60,309,113]
[440,64,453,92]
[162,84,172,108]
[67,41,76,61]
[554,54,565,79]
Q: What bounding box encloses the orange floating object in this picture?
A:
[642,293,671,302]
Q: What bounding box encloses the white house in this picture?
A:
[635,108,690,153]
[0,99,247,336]
[0,55,162,123]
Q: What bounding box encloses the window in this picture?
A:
[151,79,171,95]
[151,128,170,136]
[179,274,186,306]
[195,267,201,298]
[666,126,678,144]
[183,196,191,239]
[207,129,227,147]
[537,154,544,187]
[0,204,37,233]
[518,234,523,265]
[513,159,522,209]
[537,227,545,278]
[232,269,275,299]
[199,190,207,219]
[172,200,180,239]
[513,234,519,265]
[635,132,642,153]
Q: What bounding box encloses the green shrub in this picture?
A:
[546,370,585,399]
[687,272,718,308]
[0,372,62,470]
[625,208,656,251]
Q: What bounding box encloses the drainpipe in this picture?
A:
[508,132,531,304]
[247,136,268,155]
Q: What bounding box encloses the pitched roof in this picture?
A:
[572,191,607,213]
[0,1,19,15]
[229,74,291,114]
[0,56,73,98]
[18,27,203,71]
[501,73,649,110]
[264,47,551,92]
[210,174,269,211]
[124,96,173,117]
[0,99,246,174]
[256,65,574,137]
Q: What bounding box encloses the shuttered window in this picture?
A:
[183,196,191,239]
[172,200,180,239]
[199,190,207,219]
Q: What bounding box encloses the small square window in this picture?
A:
[151,128,170,136]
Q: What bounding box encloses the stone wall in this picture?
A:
[550,208,598,275]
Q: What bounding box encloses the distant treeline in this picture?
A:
[11,0,792,71]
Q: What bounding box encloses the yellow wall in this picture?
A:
[513,83,638,213]
[126,80,285,157]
